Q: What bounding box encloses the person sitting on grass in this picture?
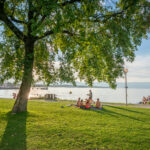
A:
[80,99,84,106]
[142,96,147,104]
[77,98,81,107]
[85,98,88,104]
[79,99,91,109]
[85,100,91,109]
[96,98,102,109]
[80,99,85,109]
[148,96,150,101]
[89,98,93,105]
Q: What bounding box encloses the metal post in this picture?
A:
[125,72,128,106]
[124,68,128,106]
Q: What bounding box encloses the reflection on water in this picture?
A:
[0,87,149,104]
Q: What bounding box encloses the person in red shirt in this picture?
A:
[85,100,91,109]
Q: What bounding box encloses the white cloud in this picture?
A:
[54,55,150,83]
[117,55,150,82]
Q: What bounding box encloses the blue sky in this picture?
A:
[102,0,150,82]
[117,36,150,82]
[136,38,150,56]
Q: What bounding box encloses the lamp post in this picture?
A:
[124,68,128,106]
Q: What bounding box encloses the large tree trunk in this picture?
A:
[12,39,35,113]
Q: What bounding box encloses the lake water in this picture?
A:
[0,87,149,104]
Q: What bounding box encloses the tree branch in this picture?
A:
[8,3,27,24]
[92,10,125,23]
[27,0,35,36]
[61,0,81,6]
[9,16,27,24]
[33,6,42,20]
[0,0,6,13]
[0,0,26,41]
[35,30,76,40]
[92,1,138,23]
[33,1,81,32]
[63,30,75,36]
[1,14,27,41]
[35,30,54,40]
[36,15,46,28]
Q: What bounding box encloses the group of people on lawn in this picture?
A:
[76,90,102,109]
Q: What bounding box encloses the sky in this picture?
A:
[117,36,150,82]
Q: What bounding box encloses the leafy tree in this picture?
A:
[0,0,149,113]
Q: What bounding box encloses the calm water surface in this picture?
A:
[0,87,149,104]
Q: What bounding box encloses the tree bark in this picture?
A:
[12,39,35,113]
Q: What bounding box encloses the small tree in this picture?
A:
[0,0,149,113]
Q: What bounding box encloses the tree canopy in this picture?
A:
[0,0,150,88]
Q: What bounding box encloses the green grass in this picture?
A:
[0,99,150,150]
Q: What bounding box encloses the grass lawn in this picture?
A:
[0,99,150,150]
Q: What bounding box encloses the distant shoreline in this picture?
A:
[1,85,150,89]
[0,86,109,89]
[1,82,150,89]
[0,87,19,90]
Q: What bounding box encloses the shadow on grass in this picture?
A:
[106,105,147,115]
[88,107,144,122]
[0,112,28,150]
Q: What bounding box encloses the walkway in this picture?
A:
[105,104,150,109]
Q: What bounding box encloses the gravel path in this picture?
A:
[105,104,150,109]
